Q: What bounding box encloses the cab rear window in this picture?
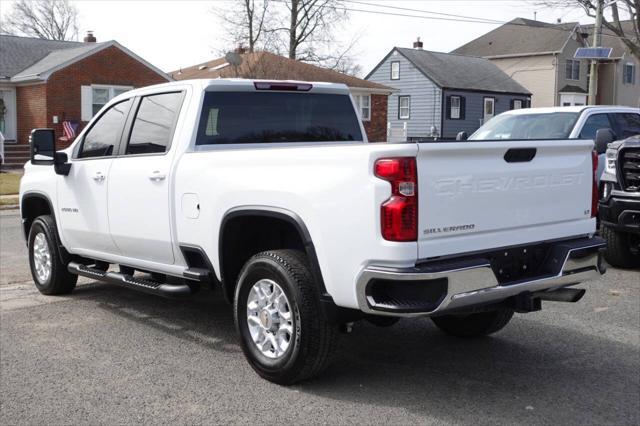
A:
[196,91,363,145]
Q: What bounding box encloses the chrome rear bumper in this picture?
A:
[356,237,606,317]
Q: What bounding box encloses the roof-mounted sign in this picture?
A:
[574,47,613,59]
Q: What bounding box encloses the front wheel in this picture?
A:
[234,249,337,385]
[431,308,514,338]
[28,215,78,295]
[601,225,639,268]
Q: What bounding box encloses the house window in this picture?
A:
[398,96,410,119]
[391,61,400,80]
[450,96,461,119]
[623,63,636,84]
[83,85,133,120]
[512,99,523,109]
[483,97,495,120]
[565,59,580,80]
[354,94,371,121]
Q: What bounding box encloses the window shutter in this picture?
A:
[460,97,466,120]
[445,96,451,119]
[81,86,92,122]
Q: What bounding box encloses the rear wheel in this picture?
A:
[234,249,337,385]
[602,225,639,268]
[431,308,514,338]
[28,215,77,295]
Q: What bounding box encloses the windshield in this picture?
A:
[196,91,363,145]
[469,112,579,140]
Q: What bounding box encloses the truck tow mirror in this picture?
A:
[30,128,55,165]
[595,128,615,154]
[30,128,71,175]
[456,131,468,141]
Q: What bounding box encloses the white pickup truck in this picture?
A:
[20,79,606,384]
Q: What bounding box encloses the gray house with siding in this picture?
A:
[366,44,531,140]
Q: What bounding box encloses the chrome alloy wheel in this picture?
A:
[33,232,52,283]
[246,279,294,359]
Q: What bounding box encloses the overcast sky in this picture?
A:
[1,0,606,77]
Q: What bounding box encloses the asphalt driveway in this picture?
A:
[1,210,638,425]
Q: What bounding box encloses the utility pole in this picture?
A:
[588,0,603,105]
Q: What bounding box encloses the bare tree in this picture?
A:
[540,0,639,61]
[212,0,360,74]
[213,0,275,52]
[0,0,79,41]
[277,0,361,73]
[281,0,347,60]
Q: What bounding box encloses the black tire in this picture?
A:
[602,225,639,268]
[431,308,514,338]
[28,215,78,295]
[234,249,337,385]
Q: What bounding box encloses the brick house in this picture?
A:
[0,33,171,167]
[170,51,394,142]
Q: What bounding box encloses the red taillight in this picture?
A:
[375,157,418,241]
[592,150,598,218]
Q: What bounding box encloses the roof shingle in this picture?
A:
[0,34,90,79]
[452,18,579,57]
[171,51,393,91]
[393,48,530,94]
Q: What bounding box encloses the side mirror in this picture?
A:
[54,152,71,176]
[595,128,615,154]
[456,131,468,141]
[29,128,71,175]
[30,129,55,165]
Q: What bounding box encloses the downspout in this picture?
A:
[439,88,444,140]
[553,53,558,106]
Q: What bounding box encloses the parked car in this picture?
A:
[466,106,640,180]
[20,79,605,384]
[599,135,640,268]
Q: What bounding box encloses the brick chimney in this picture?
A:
[413,37,423,50]
[83,31,96,43]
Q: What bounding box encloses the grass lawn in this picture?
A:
[0,196,19,206]
[0,173,21,195]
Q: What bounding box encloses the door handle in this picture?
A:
[149,170,166,181]
[92,172,105,182]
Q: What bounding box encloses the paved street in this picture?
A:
[1,210,638,425]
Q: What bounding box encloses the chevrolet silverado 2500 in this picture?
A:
[20,79,606,384]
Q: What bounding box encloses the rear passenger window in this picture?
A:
[126,92,184,155]
[611,113,640,139]
[579,114,613,140]
[78,99,132,158]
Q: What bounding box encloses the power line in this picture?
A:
[269,0,632,42]
[336,1,632,41]
[346,0,506,24]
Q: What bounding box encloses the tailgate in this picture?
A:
[417,140,596,259]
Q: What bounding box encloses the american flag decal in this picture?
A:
[61,121,79,141]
